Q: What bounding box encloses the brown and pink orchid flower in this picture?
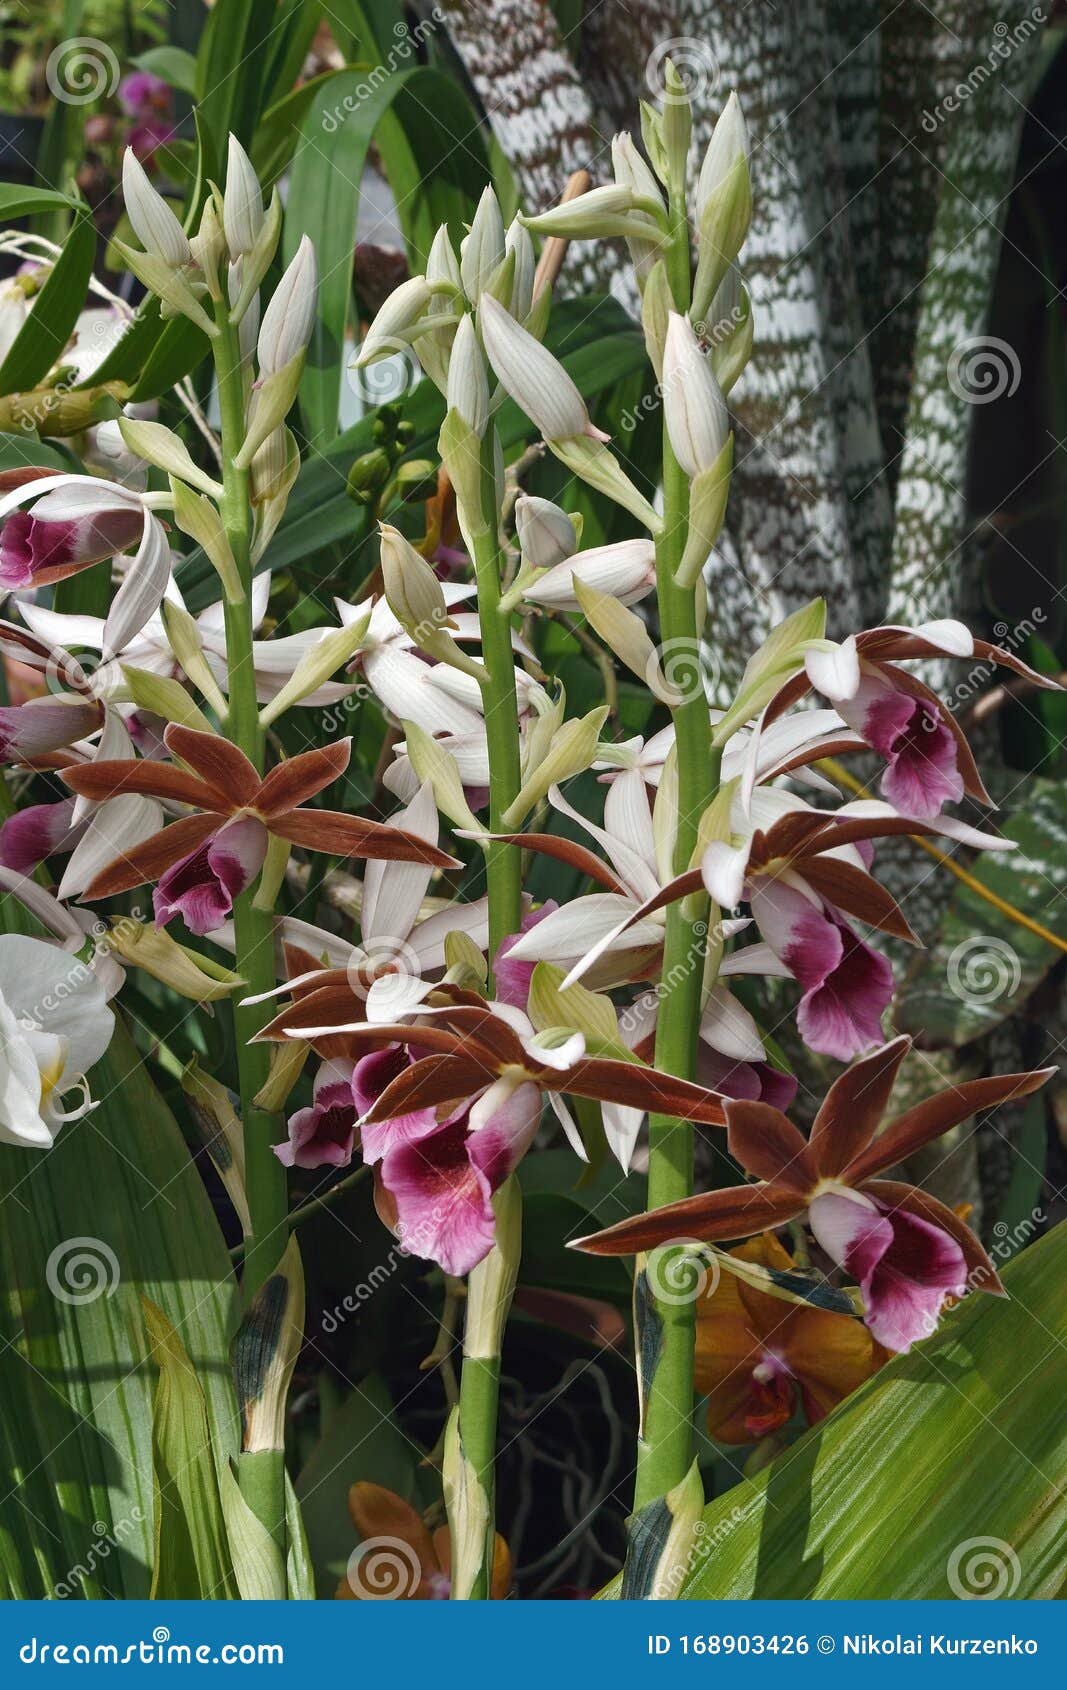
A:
[255,984,731,1278]
[784,619,1061,820]
[576,1036,1053,1352]
[59,723,456,935]
[563,789,1016,1063]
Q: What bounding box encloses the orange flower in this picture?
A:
[335,1482,511,1601]
[695,1234,887,1445]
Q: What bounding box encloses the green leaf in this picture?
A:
[145,1299,237,1599]
[897,776,1067,1044]
[0,894,239,1598]
[0,209,95,396]
[131,45,199,95]
[283,64,488,442]
[0,186,80,223]
[219,1462,287,1600]
[601,1222,1067,1598]
[0,433,75,473]
[520,1193,632,1308]
[196,0,276,148]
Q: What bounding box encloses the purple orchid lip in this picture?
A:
[153,814,269,936]
[808,1188,968,1353]
[0,504,144,592]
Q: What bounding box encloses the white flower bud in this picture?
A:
[257,234,318,376]
[121,148,190,268]
[223,133,265,257]
[611,133,666,210]
[697,92,749,213]
[515,495,577,570]
[479,294,609,444]
[355,274,432,367]
[427,225,462,291]
[446,314,488,435]
[662,312,729,477]
[460,186,505,303]
[504,219,536,321]
[520,183,666,242]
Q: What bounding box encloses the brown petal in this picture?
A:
[845,1067,1055,1185]
[479,832,627,895]
[360,1053,498,1122]
[809,1037,912,1177]
[82,812,219,898]
[863,1179,1005,1295]
[270,808,459,868]
[724,1100,818,1190]
[255,741,352,817]
[971,638,1063,691]
[254,982,366,1041]
[61,758,222,810]
[163,723,260,806]
[573,1183,806,1255]
[799,857,920,944]
[556,1058,727,1125]
[433,1005,527,1066]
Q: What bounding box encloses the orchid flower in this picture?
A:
[60,725,456,935]
[256,988,731,1276]
[695,1233,887,1443]
[788,620,1061,819]
[0,470,170,658]
[336,1482,511,1601]
[576,1037,1054,1351]
[564,786,1017,1061]
[0,933,115,1147]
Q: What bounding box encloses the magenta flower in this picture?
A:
[275,1060,359,1171]
[577,1037,1054,1351]
[492,901,559,1007]
[836,674,963,820]
[0,797,81,874]
[0,481,143,592]
[0,697,102,763]
[153,812,269,935]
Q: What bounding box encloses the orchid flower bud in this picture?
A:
[446,314,489,436]
[427,225,462,292]
[660,59,692,192]
[257,234,318,377]
[692,93,752,322]
[697,92,750,212]
[504,219,536,321]
[189,194,225,301]
[612,132,666,209]
[223,133,265,257]
[379,523,484,681]
[355,275,432,367]
[515,495,578,570]
[460,186,505,303]
[121,148,191,268]
[519,183,667,243]
[662,311,729,477]
[479,294,608,444]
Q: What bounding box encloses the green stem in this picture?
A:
[454,428,523,1600]
[212,304,288,1550]
[632,191,720,1515]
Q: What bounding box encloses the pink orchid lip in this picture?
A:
[275,1079,357,1170]
[842,674,964,819]
[808,1186,968,1353]
[0,505,143,591]
[153,814,268,936]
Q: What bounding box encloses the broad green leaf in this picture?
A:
[196,0,275,149]
[0,185,80,222]
[601,1221,1067,1598]
[0,208,95,395]
[0,894,239,1599]
[131,45,199,95]
[219,1462,287,1600]
[897,777,1067,1044]
[520,1193,632,1308]
[145,1299,237,1599]
[283,64,487,442]
[0,432,75,474]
